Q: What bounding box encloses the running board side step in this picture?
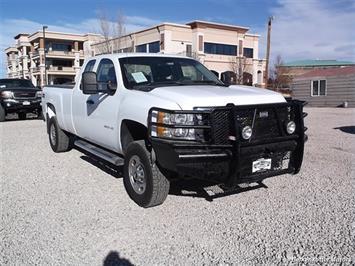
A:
[74,140,124,166]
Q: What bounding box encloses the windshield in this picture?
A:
[119,56,226,90]
[0,79,35,89]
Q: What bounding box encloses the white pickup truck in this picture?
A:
[42,53,307,208]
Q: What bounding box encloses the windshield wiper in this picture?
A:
[189,80,228,87]
[131,81,185,91]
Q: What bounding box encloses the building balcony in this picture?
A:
[31,66,76,74]
[30,50,84,60]
[46,50,84,58]
[47,66,76,74]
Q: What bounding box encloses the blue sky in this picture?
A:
[0,0,354,78]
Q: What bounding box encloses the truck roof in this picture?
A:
[90,53,191,61]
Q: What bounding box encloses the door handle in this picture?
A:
[86,99,94,105]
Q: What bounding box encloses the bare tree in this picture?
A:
[230,56,248,85]
[112,10,126,53]
[97,10,112,54]
[269,54,292,90]
[96,9,126,55]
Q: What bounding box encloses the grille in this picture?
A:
[13,92,36,99]
[252,108,280,139]
[210,109,233,145]
[210,106,292,144]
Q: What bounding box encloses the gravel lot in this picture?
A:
[1,108,354,265]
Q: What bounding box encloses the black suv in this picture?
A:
[0,79,42,122]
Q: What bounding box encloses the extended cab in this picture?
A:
[42,54,307,208]
[0,79,42,121]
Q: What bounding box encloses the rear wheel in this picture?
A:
[18,112,26,120]
[48,117,72,152]
[0,105,5,122]
[123,140,170,208]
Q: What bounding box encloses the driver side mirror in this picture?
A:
[82,71,99,94]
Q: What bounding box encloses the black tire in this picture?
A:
[123,140,170,208]
[0,105,5,122]
[18,112,26,120]
[48,117,72,153]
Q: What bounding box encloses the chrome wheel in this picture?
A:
[50,124,56,146]
[128,155,146,194]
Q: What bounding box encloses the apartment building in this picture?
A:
[5,31,102,87]
[92,20,266,86]
[5,20,266,87]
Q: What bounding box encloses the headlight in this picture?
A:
[241,126,252,140]
[150,110,203,140]
[36,91,43,98]
[1,91,14,99]
[286,121,296,134]
[156,112,195,125]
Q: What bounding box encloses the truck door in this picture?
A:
[72,58,119,150]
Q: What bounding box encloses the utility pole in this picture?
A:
[264,16,274,88]
[43,25,48,86]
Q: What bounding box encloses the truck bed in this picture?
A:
[43,84,75,134]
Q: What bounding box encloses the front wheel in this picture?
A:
[123,140,170,208]
[48,117,72,153]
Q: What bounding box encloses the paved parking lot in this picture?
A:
[1,108,354,265]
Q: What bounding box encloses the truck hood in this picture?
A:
[148,85,286,110]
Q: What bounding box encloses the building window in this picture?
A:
[186,44,192,57]
[160,33,165,50]
[204,42,237,56]
[257,70,262,84]
[51,43,71,52]
[148,41,160,53]
[198,35,203,51]
[239,40,243,56]
[311,80,327,96]
[243,48,254,58]
[135,41,160,53]
[135,44,147,53]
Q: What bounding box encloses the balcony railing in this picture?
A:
[48,50,74,56]
[48,66,76,72]
[47,50,84,56]
[31,66,76,73]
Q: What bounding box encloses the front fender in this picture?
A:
[116,90,181,153]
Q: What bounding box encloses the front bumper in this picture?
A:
[149,100,306,186]
[151,137,302,186]
[1,98,42,113]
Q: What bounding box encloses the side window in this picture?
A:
[97,59,117,84]
[84,60,96,72]
[80,59,96,90]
